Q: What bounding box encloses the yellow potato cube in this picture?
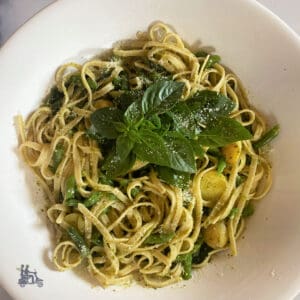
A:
[221,142,241,166]
[200,170,227,202]
[203,221,228,249]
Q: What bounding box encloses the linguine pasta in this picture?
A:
[17,22,275,288]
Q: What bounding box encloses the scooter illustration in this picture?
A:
[18,265,43,288]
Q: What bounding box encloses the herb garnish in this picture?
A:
[89,79,252,184]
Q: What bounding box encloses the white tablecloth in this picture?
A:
[0,1,299,299]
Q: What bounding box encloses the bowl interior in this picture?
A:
[0,0,300,299]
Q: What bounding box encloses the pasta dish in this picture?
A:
[17,23,279,288]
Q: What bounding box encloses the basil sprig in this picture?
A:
[89,79,252,182]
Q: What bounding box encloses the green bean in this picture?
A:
[253,124,280,150]
[217,156,226,173]
[67,227,89,257]
[65,198,79,207]
[144,232,175,245]
[51,143,64,172]
[65,176,76,200]
[83,191,101,208]
[176,253,192,280]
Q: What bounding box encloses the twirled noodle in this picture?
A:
[17,22,273,288]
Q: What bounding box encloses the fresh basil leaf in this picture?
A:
[198,117,252,147]
[134,130,196,173]
[90,107,123,139]
[86,125,106,144]
[116,135,134,160]
[189,90,235,124]
[169,102,201,138]
[102,148,136,178]
[133,129,170,167]
[157,166,190,189]
[148,114,161,129]
[140,115,161,131]
[141,80,184,115]
[124,101,143,125]
[191,141,205,158]
[140,119,157,130]
[113,90,143,112]
[158,113,173,135]
[112,121,127,133]
[163,132,196,173]
[128,129,142,143]
[169,91,234,138]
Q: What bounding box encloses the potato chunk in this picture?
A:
[94,99,113,109]
[200,170,227,202]
[221,142,242,166]
[203,221,228,249]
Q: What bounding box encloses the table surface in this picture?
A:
[0,0,299,299]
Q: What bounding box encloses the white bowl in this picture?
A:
[0,0,300,299]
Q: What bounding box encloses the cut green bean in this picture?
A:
[236,174,246,187]
[176,237,203,280]
[65,175,76,200]
[176,253,192,280]
[83,191,101,208]
[65,198,79,207]
[253,124,280,150]
[87,78,98,91]
[131,187,140,198]
[51,143,64,172]
[91,231,103,246]
[144,232,175,245]
[217,156,226,173]
[229,207,239,219]
[206,55,221,68]
[67,227,89,257]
